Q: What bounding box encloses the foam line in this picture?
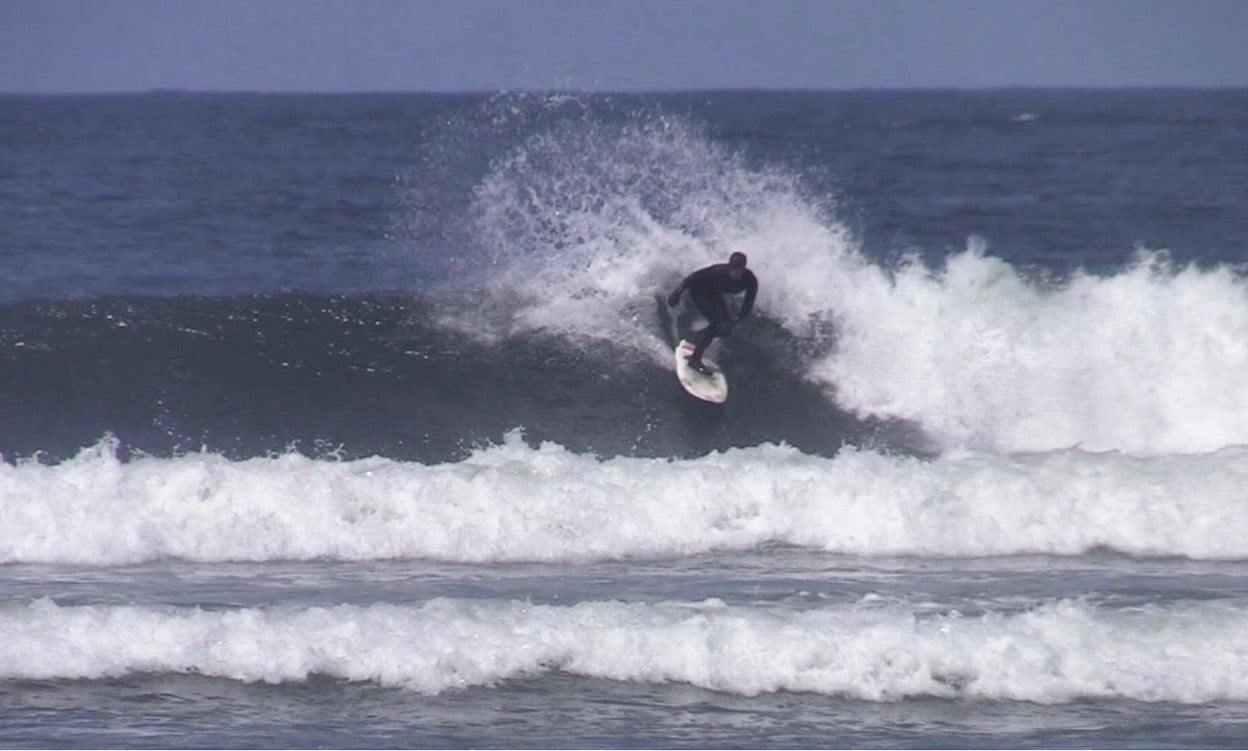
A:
[4,597,1246,703]
[4,434,1248,565]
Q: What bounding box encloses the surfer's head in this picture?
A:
[728,252,747,279]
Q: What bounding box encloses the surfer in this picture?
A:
[667,251,758,375]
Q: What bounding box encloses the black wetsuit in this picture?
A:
[669,262,758,364]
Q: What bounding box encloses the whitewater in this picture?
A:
[5,432,1248,565]
[7,596,1248,704]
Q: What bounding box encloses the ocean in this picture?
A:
[2,88,1248,748]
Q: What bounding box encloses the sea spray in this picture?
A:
[416,94,851,362]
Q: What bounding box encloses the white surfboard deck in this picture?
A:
[674,339,728,403]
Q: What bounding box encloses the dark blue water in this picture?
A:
[5,90,1244,303]
[2,90,1248,748]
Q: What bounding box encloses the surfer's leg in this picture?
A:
[688,289,728,366]
[690,325,716,365]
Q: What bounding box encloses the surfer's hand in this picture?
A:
[667,291,680,307]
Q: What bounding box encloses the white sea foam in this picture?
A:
[4,434,1248,565]
[4,596,1247,703]
[818,247,1248,455]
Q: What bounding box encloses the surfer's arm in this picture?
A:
[667,272,695,307]
[738,273,758,318]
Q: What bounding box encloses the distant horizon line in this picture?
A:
[3,84,1247,97]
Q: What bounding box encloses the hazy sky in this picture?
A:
[2,0,1246,93]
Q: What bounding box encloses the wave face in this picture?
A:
[433,95,1248,457]
[0,293,898,463]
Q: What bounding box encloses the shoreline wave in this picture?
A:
[5,596,1247,703]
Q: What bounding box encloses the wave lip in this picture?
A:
[4,597,1246,704]
[4,434,1248,565]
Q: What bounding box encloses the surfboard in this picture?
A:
[674,339,728,403]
